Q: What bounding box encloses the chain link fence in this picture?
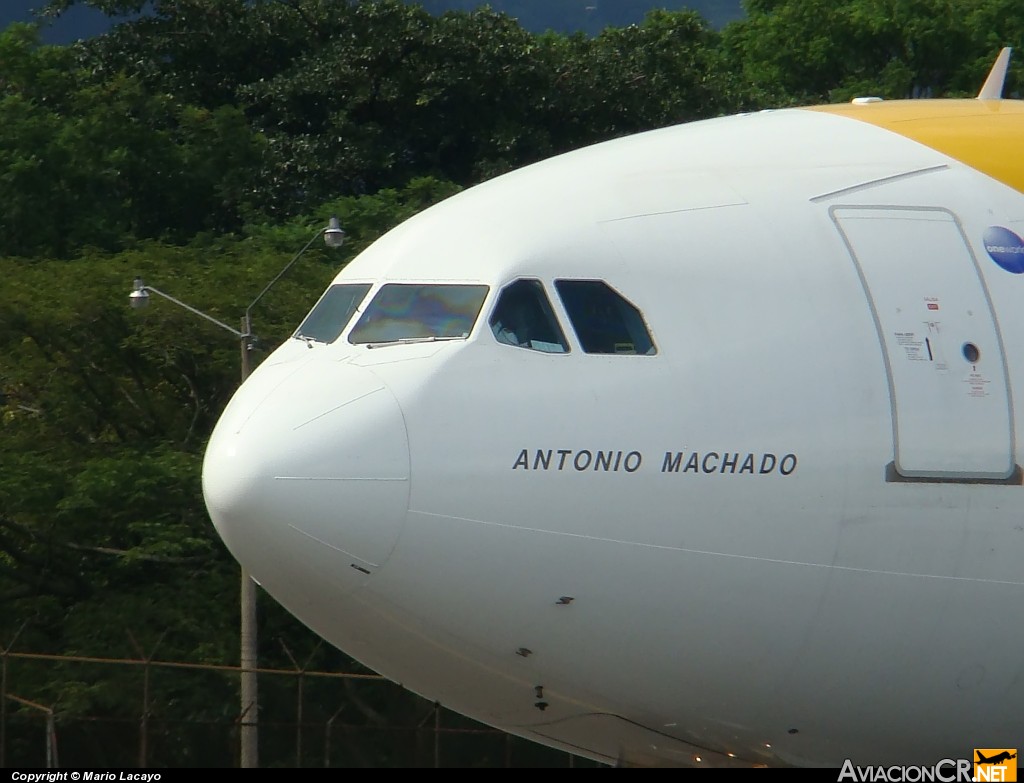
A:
[1,643,594,768]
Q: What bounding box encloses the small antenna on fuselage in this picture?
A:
[978,47,1012,100]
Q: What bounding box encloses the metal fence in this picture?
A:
[1,637,592,768]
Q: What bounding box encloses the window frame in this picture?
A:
[347,282,491,346]
[488,278,571,354]
[292,282,373,345]
[553,278,658,356]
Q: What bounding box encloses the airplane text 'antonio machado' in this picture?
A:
[512,448,799,476]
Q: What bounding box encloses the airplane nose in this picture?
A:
[202,360,410,595]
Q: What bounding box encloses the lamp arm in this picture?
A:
[244,227,326,329]
[143,286,244,338]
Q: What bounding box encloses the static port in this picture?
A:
[963,343,980,363]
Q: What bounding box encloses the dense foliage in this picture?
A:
[1,0,1021,767]
[411,0,746,33]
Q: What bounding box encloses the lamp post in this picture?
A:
[129,217,345,768]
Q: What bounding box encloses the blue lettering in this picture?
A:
[702,452,719,473]
[720,452,738,473]
[662,452,684,473]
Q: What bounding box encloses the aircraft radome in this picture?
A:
[202,48,1024,767]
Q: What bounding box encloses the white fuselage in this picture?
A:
[203,105,1024,767]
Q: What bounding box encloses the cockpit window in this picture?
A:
[294,283,372,343]
[555,280,656,355]
[348,284,489,344]
[489,279,569,353]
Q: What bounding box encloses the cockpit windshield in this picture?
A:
[293,283,372,344]
[348,284,489,345]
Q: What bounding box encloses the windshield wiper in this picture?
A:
[365,334,468,350]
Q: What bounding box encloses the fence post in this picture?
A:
[280,638,323,768]
[6,695,56,768]
[1,644,7,767]
[140,662,150,768]
[1,625,26,767]
[324,706,344,768]
[434,702,441,769]
[279,640,303,767]
[128,630,165,769]
[45,711,58,768]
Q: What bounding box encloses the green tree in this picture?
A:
[723,0,1023,104]
[31,1,749,225]
[0,24,267,257]
[0,179,462,765]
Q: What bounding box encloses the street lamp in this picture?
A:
[129,217,345,768]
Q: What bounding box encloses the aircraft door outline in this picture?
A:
[832,205,1018,482]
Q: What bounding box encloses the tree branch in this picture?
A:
[273,0,326,41]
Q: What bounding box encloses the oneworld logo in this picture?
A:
[984,226,1024,274]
